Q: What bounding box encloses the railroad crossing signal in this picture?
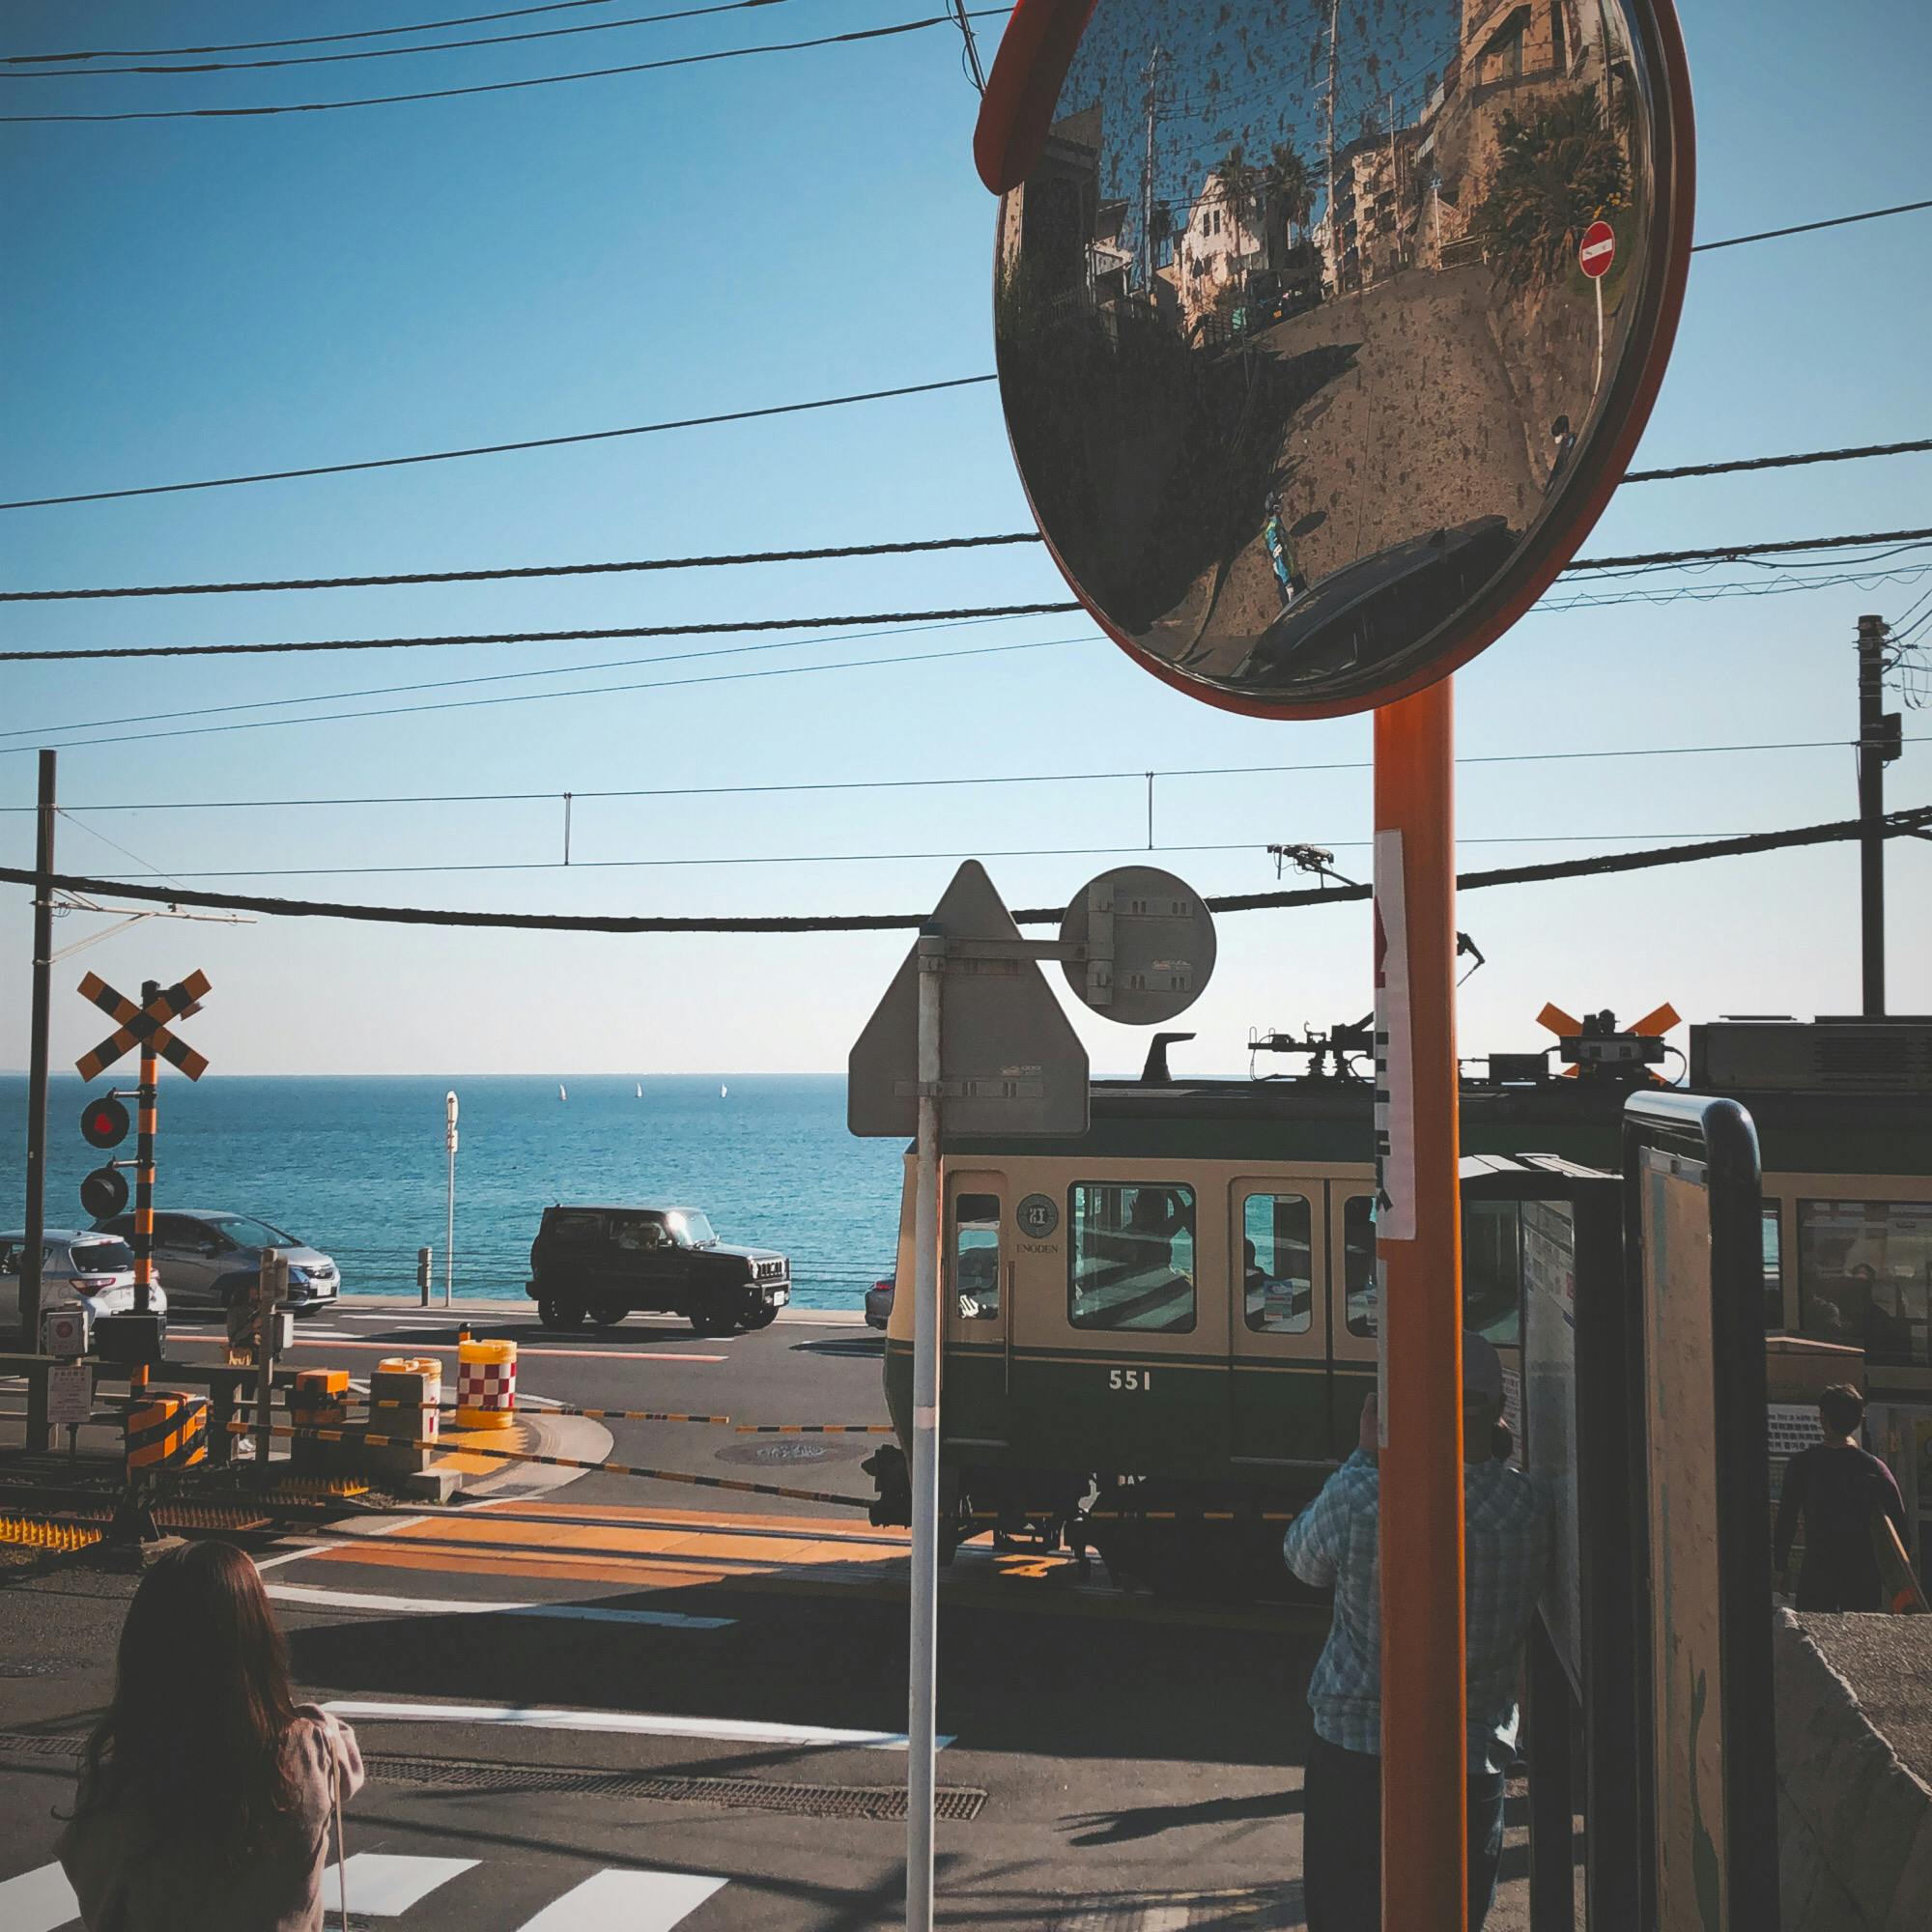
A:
[74,970,211,1083]
[71,969,211,1319]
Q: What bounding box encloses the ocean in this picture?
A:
[0,1074,906,1311]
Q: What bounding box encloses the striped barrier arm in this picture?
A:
[226,1420,873,1510]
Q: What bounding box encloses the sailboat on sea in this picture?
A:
[720,1083,728,1099]
[558,1083,567,1100]
[636,1082,643,1098]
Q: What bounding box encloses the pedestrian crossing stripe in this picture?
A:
[0,1856,728,1931]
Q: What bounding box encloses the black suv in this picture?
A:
[527,1205,790,1335]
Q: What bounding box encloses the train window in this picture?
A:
[1797,1200,1932,1367]
[953,1195,1001,1321]
[1344,1196,1378,1336]
[1067,1183,1196,1333]
[1762,1207,1784,1332]
[1242,1193,1312,1333]
[1463,1202,1522,1349]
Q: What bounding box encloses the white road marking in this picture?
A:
[320,1852,477,1915]
[253,1543,330,1573]
[324,1698,952,1751]
[0,1863,78,1932]
[267,1583,734,1629]
[520,1867,726,1932]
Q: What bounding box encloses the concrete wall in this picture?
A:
[1775,1610,1932,1927]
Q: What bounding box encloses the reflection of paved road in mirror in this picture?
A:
[1156,266,1543,683]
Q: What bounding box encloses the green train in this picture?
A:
[867,1015,1932,1588]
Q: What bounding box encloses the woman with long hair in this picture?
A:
[57,1539,363,1930]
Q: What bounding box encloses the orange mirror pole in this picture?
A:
[1373,676,1466,1931]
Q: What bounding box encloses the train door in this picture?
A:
[1325,1184,1379,1460]
[1227,1177,1331,1465]
[942,1174,1009,1452]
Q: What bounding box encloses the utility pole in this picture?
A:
[22,749,56,1450]
[1140,44,1164,295]
[1323,0,1341,289]
[1858,613,1897,1015]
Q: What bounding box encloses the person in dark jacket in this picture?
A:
[1774,1383,1908,1610]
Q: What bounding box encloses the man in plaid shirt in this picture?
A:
[1283,1332,1550,1931]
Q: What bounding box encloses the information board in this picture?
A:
[1523,1199,1582,1692]
[47,1364,92,1431]
[1623,1093,1776,1932]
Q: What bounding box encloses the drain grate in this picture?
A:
[0,1731,84,1758]
[0,1732,985,1821]
[360,1749,986,1821]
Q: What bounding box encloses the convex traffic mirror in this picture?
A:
[992,0,1692,717]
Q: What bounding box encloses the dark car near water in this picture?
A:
[527,1204,790,1335]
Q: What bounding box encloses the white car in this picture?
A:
[0,1227,167,1336]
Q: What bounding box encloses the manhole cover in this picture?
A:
[716,1439,867,1468]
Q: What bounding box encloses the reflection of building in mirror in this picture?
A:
[994,0,1664,710]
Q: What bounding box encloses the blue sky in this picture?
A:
[2,0,1928,1078]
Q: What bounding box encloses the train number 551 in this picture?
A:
[1107,1368,1152,1391]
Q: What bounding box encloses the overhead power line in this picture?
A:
[10,531,1930,665]
[0,11,973,122]
[0,602,1081,666]
[0,612,1040,744]
[0,633,1086,758]
[0,3,809,76]
[1688,199,1932,253]
[0,374,996,513]
[0,532,1041,603]
[1,810,1924,935]
[10,442,1929,601]
[8,734,1912,816]
[3,1,637,62]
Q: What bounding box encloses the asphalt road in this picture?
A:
[0,1303,1537,1930]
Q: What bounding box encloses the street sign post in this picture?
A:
[974,5,1694,1926]
[1057,865,1214,1025]
[1580,218,1618,395]
[850,862,1087,1932]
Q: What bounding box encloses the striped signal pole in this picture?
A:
[130,980,160,1390]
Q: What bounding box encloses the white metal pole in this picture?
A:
[906,928,945,1932]
[444,1090,459,1308]
[1593,270,1605,397]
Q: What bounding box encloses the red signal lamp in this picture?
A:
[80,1094,130,1150]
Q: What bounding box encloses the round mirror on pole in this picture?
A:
[985,0,1693,718]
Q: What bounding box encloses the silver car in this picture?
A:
[93,1209,339,1313]
[0,1227,167,1334]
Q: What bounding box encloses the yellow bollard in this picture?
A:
[454,1338,516,1431]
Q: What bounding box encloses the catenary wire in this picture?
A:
[11,735,1920,816]
[0,374,996,513]
[10,531,1931,664]
[1,811,1924,934]
[10,443,1929,600]
[0,11,981,121]
[60,832,1820,883]
[4,2,639,61]
[0,3,812,76]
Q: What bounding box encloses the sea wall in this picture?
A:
[1775,1609,1932,1927]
